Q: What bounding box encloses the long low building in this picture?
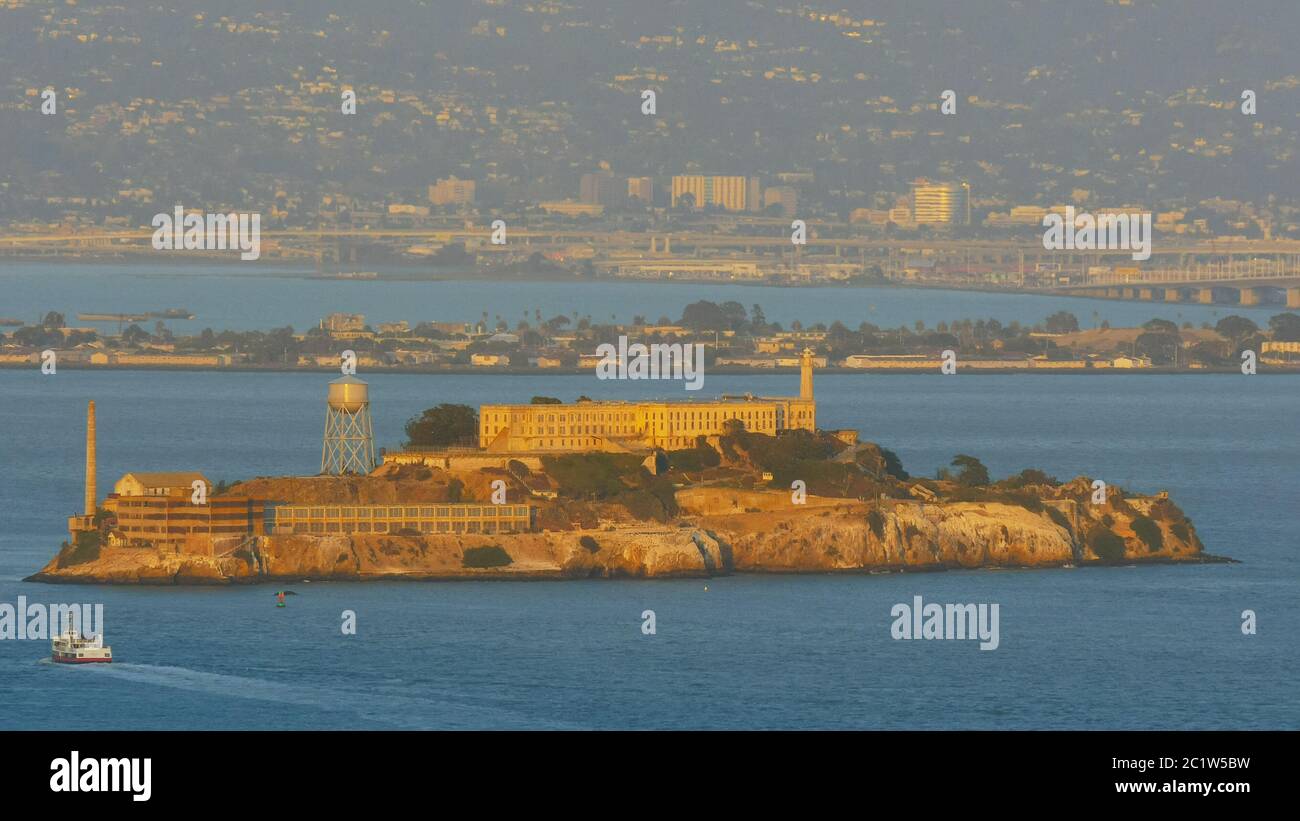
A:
[266,503,532,535]
[478,350,818,453]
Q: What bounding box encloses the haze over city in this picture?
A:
[0,1,1296,787]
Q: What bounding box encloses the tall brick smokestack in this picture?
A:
[84,400,96,517]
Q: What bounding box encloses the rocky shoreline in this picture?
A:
[28,490,1228,585]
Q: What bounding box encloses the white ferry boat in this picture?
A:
[51,624,113,664]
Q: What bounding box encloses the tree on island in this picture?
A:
[1268,312,1300,342]
[1142,318,1179,335]
[1135,331,1180,365]
[1214,315,1258,344]
[405,403,478,448]
[1134,318,1182,365]
[949,454,990,487]
[530,396,562,404]
[680,300,748,332]
[1044,311,1079,334]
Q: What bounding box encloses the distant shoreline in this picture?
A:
[0,258,1287,308]
[3,363,1295,376]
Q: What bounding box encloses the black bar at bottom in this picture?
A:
[0,730,1285,807]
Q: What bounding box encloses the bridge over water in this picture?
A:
[3,225,1298,306]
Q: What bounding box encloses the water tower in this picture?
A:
[321,375,375,475]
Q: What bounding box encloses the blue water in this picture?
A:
[0,262,1277,335]
[1,368,1296,729]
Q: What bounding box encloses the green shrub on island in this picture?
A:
[542,453,647,499]
[1130,515,1164,552]
[997,468,1059,489]
[462,545,513,568]
[727,427,836,471]
[446,477,464,503]
[1045,506,1072,532]
[617,478,680,522]
[57,530,102,568]
[1002,491,1044,513]
[1148,497,1186,522]
[769,460,864,497]
[1086,527,1127,563]
[667,443,721,472]
[854,444,910,481]
[944,486,1045,513]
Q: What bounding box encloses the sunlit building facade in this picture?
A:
[479,350,817,452]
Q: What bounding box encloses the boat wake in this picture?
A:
[83,662,582,729]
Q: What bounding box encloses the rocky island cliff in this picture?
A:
[28,429,1226,584]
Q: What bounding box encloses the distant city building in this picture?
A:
[911,179,971,225]
[470,352,509,367]
[1262,340,1300,364]
[626,176,654,204]
[388,203,430,217]
[1009,205,1048,224]
[775,171,815,186]
[321,313,366,333]
[748,176,763,212]
[428,176,476,207]
[539,200,604,217]
[90,352,232,367]
[579,172,624,206]
[888,204,914,226]
[671,175,750,211]
[850,208,890,225]
[763,186,799,217]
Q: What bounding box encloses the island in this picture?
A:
[28,355,1226,585]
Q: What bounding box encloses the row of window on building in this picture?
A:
[266,503,533,536]
[484,408,778,439]
[271,505,530,520]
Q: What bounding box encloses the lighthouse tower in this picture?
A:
[321,376,375,475]
[800,347,815,401]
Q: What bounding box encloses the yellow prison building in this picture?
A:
[479,349,817,453]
